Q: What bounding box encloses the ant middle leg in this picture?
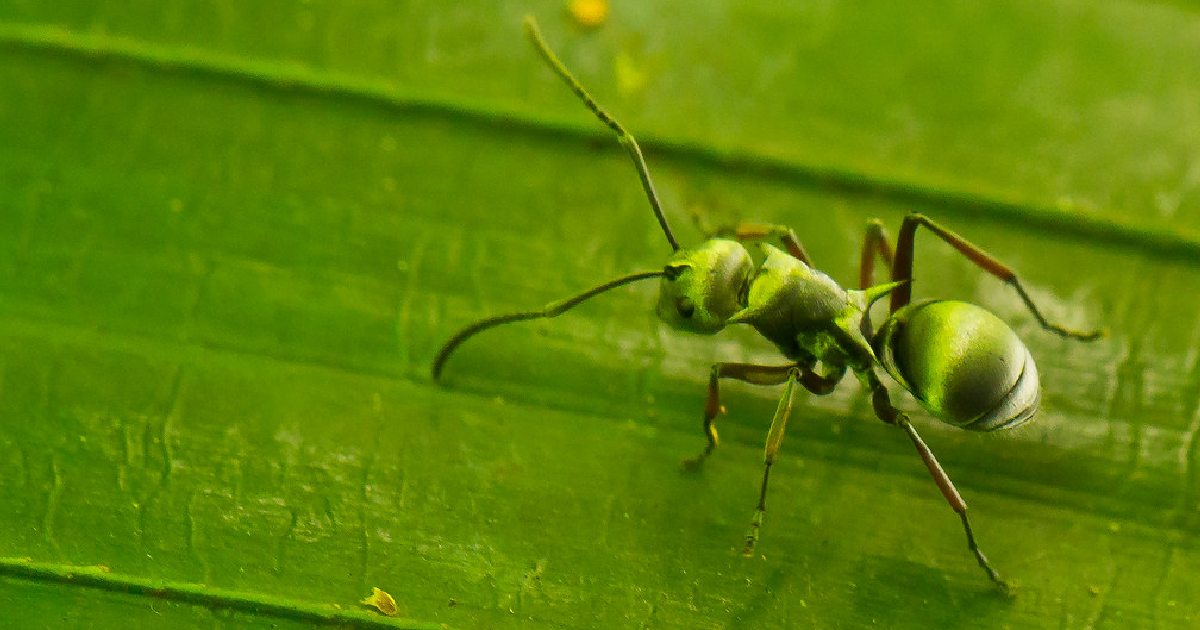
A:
[857,219,897,337]
[858,219,895,289]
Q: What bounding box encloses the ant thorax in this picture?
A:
[730,244,879,369]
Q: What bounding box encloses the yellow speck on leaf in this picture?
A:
[568,0,609,29]
[361,587,399,617]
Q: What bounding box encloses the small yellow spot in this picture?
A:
[1087,585,1101,597]
[568,0,609,29]
[1107,522,1121,533]
[361,587,399,617]
[95,565,111,573]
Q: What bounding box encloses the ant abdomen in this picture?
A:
[873,300,1040,431]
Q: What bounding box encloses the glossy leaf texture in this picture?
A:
[1,1,1198,628]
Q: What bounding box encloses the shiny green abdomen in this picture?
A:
[874,300,1040,431]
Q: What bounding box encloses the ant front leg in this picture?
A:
[684,362,792,471]
[741,367,799,557]
[683,362,842,471]
[890,213,1103,340]
[862,368,1012,593]
[691,362,845,557]
[740,363,845,557]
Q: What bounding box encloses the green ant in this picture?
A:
[433,16,1104,592]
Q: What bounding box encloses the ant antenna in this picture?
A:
[523,16,681,252]
[432,270,665,380]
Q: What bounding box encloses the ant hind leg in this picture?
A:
[863,368,1012,593]
[890,213,1103,340]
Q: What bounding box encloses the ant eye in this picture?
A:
[675,297,695,319]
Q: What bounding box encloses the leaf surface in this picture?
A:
[1,2,1198,628]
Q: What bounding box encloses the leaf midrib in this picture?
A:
[0,556,441,629]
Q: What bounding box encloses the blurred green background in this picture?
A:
[1,1,1199,627]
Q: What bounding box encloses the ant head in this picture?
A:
[656,239,754,334]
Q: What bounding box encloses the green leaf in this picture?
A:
[1,1,1198,627]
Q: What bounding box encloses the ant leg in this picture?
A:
[684,362,844,471]
[800,365,845,395]
[732,223,813,266]
[863,369,1012,592]
[742,368,801,556]
[858,219,896,337]
[858,219,895,289]
[684,362,793,470]
[891,213,1103,340]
